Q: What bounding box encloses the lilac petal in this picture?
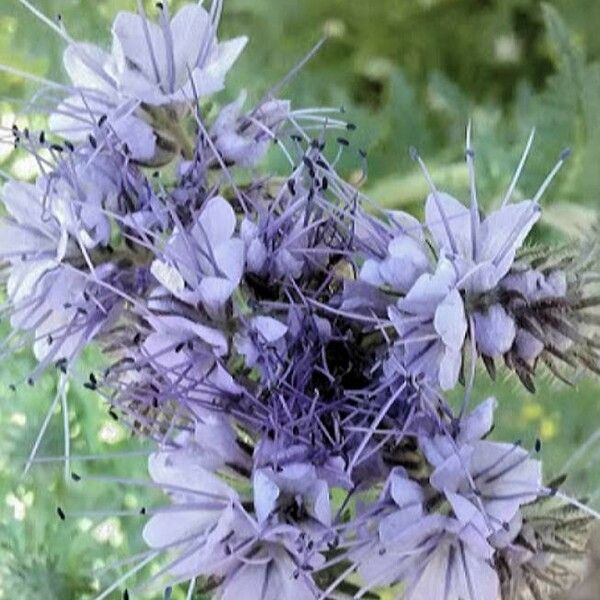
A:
[253,469,280,523]
[111,11,167,97]
[359,258,385,287]
[193,415,251,472]
[148,451,237,499]
[407,533,499,600]
[0,222,58,257]
[458,397,496,445]
[253,316,288,342]
[472,441,542,524]
[420,434,455,467]
[6,259,58,304]
[195,196,237,249]
[514,329,544,363]
[144,506,220,549]
[387,209,426,242]
[430,445,474,493]
[214,238,245,284]
[206,37,248,82]
[170,4,211,80]
[151,259,185,295]
[425,191,472,256]
[379,504,425,546]
[379,235,430,292]
[306,479,331,526]
[247,238,268,272]
[434,289,467,350]
[109,111,157,161]
[479,200,541,281]
[473,304,516,357]
[2,181,49,230]
[168,505,245,581]
[389,467,425,508]
[446,493,490,538]
[147,314,228,355]
[63,43,114,92]
[198,276,237,310]
[220,548,318,600]
[180,36,248,100]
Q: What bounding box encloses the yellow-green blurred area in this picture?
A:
[1,0,600,598]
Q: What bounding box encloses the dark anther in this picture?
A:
[140,507,147,515]
[64,140,75,152]
[534,438,542,452]
[287,179,296,195]
[50,144,64,153]
[359,148,367,158]
[560,147,572,161]
[302,156,314,171]
[39,131,46,144]
[89,134,98,149]
[321,177,329,191]
[109,408,119,421]
[336,137,349,146]
[98,114,108,127]
[57,506,66,521]
[346,122,357,131]
[71,472,81,482]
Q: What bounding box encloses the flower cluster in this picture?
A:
[2,2,599,599]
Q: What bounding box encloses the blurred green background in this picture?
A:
[1,0,600,598]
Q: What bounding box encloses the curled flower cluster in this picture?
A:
[2,2,599,599]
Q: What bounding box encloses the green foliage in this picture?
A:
[1,1,600,598]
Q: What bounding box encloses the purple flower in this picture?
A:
[425,192,540,293]
[356,469,499,600]
[142,442,246,583]
[359,210,430,294]
[215,526,324,600]
[50,3,246,163]
[422,399,542,531]
[151,196,245,313]
[211,92,291,167]
[49,43,158,162]
[111,3,246,105]
[0,180,71,299]
[389,258,467,389]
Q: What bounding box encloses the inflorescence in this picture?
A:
[1,1,599,599]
